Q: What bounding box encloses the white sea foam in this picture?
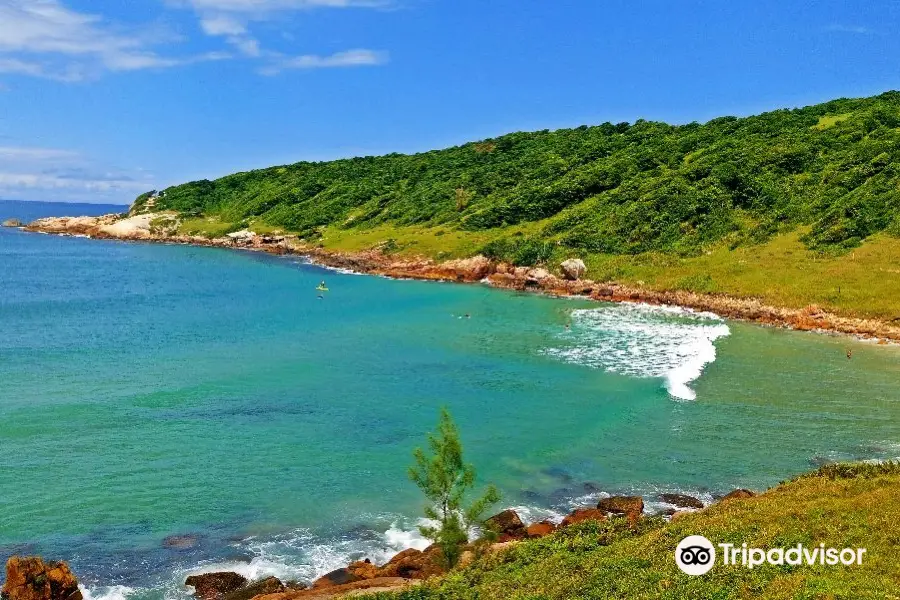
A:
[543,302,730,400]
[79,585,136,600]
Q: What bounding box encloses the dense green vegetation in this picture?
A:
[140,92,900,264]
[364,462,900,599]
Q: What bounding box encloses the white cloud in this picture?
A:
[260,48,387,74]
[0,172,149,192]
[0,0,231,80]
[825,24,872,35]
[173,0,390,64]
[0,146,79,159]
[0,144,155,203]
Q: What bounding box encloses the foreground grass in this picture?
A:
[365,463,900,599]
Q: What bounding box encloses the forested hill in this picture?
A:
[137,92,900,260]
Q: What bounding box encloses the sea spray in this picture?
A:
[543,302,730,400]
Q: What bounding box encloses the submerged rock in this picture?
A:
[560,258,586,280]
[485,509,527,541]
[162,534,199,549]
[2,557,82,600]
[658,493,704,509]
[185,572,248,600]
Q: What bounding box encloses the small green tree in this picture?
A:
[408,407,500,569]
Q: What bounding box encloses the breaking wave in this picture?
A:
[543,302,730,400]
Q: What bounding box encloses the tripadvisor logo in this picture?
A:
[675,536,867,576]
[675,535,716,575]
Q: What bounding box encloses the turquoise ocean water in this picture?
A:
[1,200,899,599]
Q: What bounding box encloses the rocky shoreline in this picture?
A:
[1,488,753,600]
[13,212,900,343]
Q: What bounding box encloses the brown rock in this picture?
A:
[560,508,606,527]
[222,577,284,600]
[525,521,557,538]
[559,258,587,280]
[485,509,527,541]
[2,218,23,227]
[255,577,415,600]
[185,572,248,600]
[597,496,644,520]
[721,489,756,502]
[375,547,443,580]
[658,493,704,509]
[311,569,362,589]
[2,557,82,600]
[345,560,376,580]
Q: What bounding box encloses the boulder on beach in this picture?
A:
[658,493,704,509]
[376,545,444,580]
[559,258,586,280]
[485,509,527,541]
[721,488,756,502]
[185,572,248,600]
[560,508,606,527]
[597,496,644,520]
[526,520,557,538]
[2,218,23,227]
[439,255,494,281]
[2,557,82,600]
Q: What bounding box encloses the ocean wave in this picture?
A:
[79,586,137,600]
[542,302,730,400]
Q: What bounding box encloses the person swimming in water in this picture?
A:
[847,349,853,360]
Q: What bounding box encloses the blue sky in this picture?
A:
[0,0,898,204]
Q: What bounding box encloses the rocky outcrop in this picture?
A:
[560,508,607,527]
[485,509,527,541]
[721,489,756,502]
[658,493,704,509]
[597,496,644,520]
[253,577,416,600]
[1,558,81,600]
[526,521,557,538]
[375,545,444,580]
[437,255,494,281]
[560,258,586,280]
[223,577,285,600]
[2,218,23,227]
[185,572,249,600]
[311,570,361,590]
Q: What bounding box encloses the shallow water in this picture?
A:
[1,200,899,599]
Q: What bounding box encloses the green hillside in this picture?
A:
[136,92,900,319]
[141,92,900,255]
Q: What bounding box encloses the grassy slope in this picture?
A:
[365,464,900,600]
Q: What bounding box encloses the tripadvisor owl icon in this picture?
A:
[675,535,716,575]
